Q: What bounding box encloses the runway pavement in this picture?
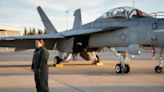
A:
[0,50,164,92]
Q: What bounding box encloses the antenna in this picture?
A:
[133,0,135,8]
[65,10,69,30]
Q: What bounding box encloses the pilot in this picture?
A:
[31,39,49,92]
[136,10,142,16]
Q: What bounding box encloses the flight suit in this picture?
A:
[31,47,49,92]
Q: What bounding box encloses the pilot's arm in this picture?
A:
[31,50,36,70]
[31,57,34,70]
[39,47,49,70]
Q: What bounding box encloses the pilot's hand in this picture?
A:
[38,69,41,72]
[31,69,34,72]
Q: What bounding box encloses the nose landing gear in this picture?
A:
[155,48,163,73]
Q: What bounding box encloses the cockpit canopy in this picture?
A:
[98,6,151,19]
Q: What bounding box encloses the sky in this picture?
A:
[0,0,164,32]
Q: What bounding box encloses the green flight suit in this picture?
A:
[31,47,49,92]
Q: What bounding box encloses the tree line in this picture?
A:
[23,27,47,35]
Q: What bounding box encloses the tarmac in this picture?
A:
[0,49,164,92]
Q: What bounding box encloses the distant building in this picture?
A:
[0,27,22,51]
[0,28,21,37]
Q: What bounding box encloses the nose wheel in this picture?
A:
[155,66,162,73]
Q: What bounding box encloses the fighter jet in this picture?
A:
[0,6,164,74]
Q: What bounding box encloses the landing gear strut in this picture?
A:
[155,48,163,73]
[63,53,73,63]
[111,48,130,74]
[115,52,130,74]
[91,55,101,65]
[88,52,102,65]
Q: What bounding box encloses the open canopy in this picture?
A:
[98,6,151,19]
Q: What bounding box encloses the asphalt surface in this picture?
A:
[0,50,164,92]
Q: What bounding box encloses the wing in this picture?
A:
[0,33,64,50]
[62,26,126,37]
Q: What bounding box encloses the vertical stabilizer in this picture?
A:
[73,9,82,30]
[37,6,58,33]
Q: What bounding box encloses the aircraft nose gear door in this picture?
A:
[73,35,89,53]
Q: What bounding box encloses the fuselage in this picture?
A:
[88,17,164,48]
[56,6,164,54]
[56,17,164,53]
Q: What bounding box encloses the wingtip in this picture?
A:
[37,6,41,9]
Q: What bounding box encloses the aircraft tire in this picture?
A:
[54,56,63,64]
[115,64,122,74]
[124,64,130,73]
[155,66,162,73]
